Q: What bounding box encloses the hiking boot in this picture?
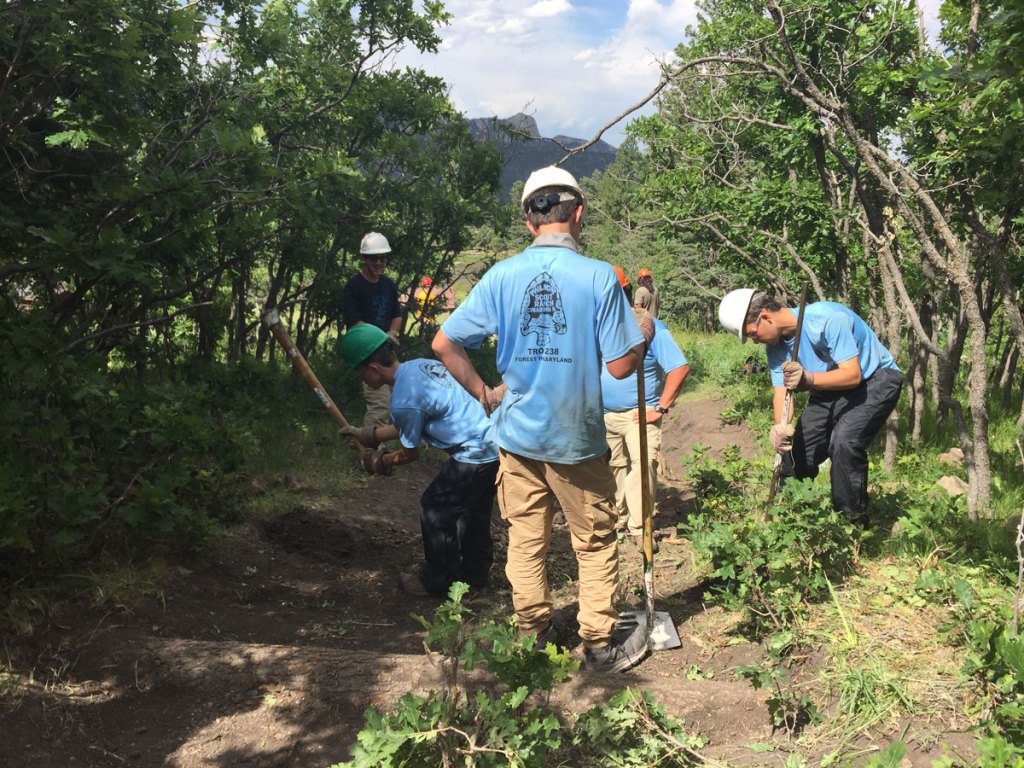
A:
[398,571,435,598]
[583,622,649,673]
[532,623,559,652]
[464,583,491,604]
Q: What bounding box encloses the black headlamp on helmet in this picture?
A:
[526,190,580,214]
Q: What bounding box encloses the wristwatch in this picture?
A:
[654,405,670,414]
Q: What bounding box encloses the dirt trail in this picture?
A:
[2,397,789,767]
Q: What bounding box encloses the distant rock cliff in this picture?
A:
[465,113,617,201]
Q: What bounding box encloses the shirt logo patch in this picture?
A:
[419,361,455,387]
[519,272,567,347]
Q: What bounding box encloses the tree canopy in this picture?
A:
[0,0,502,573]
[583,0,1024,519]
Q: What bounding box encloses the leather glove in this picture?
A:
[770,422,795,453]
[632,307,655,346]
[360,447,393,475]
[480,382,507,417]
[781,360,813,391]
[340,425,379,448]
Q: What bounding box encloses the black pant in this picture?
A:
[782,368,903,520]
[419,457,498,594]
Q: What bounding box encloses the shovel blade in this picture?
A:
[616,610,682,651]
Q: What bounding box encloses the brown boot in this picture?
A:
[398,571,434,598]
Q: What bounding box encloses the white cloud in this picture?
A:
[399,0,941,147]
[915,0,943,45]
[524,0,573,20]
[395,1,699,146]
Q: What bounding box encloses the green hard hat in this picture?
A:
[340,324,388,368]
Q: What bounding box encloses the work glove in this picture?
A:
[770,422,795,453]
[387,330,400,347]
[360,447,393,475]
[339,424,380,448]
[781,361,813,391]
[480,382,507,417]
[632,307,655,347]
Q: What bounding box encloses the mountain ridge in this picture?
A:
[465,113,617,201]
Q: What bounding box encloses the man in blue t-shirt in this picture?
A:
[432,166,653,673]
[718,289,903,526]
[339,324,498,598]
[342,232,405,427]
[602,288,689,550]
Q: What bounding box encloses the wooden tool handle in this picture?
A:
[768,282,809,504]
[263,309,365,453]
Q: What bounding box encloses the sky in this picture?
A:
[398,0,944,149]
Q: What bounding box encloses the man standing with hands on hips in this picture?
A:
[432,166,654,673]
[602,280,689,551]
[718,289,902,527]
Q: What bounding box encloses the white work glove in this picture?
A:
[781,361,813,391]
[339,424,380,448]
[632,307,655,347]
[770,422,795,453]
[480,382,507,417]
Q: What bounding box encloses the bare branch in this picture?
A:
[66,301,214,351]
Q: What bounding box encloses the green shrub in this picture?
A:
[913,567,1024,744]
[336,583,575,768]
[0,333,261,577]
[681,446,855,632]
[336,585,708,768]
[571,689,708,766]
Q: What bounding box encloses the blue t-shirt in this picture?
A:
[601,319,687,411]
[440,239,643,463]
[390,359,498,464]
[767,301,899,387]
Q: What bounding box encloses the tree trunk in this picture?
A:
[908,334,927,442]
[1002,346,1020,412]
[257,257,289,362]
[935,307,967,425]
[228,268,249,363]
[877,246,902,470]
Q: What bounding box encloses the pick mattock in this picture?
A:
[767,282,809,505]
[262,308,365,453]
[617,362,682,652]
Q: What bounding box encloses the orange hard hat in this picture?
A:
[420,276,433,286]
[613,265,629,287]
[638,268,652,279]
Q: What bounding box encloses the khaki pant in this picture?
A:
[362,381,391,428]
[496,449,619,649]
[604,410,662,537]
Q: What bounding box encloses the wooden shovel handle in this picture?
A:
[768,282,809,504]
[263,309,365,453]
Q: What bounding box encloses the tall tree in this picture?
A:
[588,0,1024,518]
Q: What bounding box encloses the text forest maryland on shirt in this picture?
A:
[441,243,642,464]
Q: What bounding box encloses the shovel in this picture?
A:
[767,282,808,505]
[263,308,366,453]
[617,362,682,652]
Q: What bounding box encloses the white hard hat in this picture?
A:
[521,166,584,211]
[360,231,391,255]
[718,288,756,343]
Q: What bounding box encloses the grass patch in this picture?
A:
[804,559,974,737]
